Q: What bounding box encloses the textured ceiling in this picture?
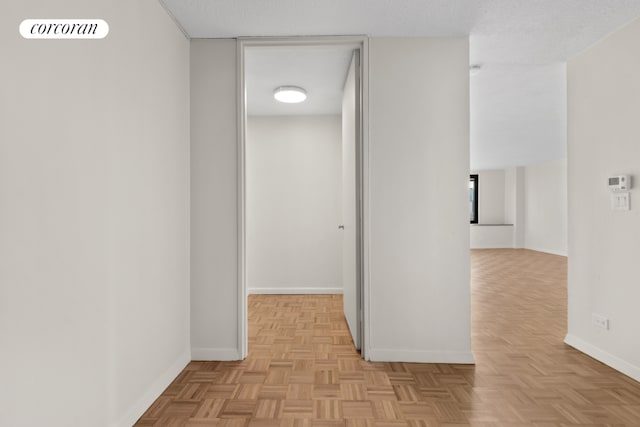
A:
[162,0,640,169]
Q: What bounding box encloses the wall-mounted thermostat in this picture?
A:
[608,175,631,192]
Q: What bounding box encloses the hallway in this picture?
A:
[136,250,640,426]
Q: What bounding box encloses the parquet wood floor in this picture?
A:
[135,249,640,426]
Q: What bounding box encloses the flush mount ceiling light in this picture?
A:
[273,86,307,103]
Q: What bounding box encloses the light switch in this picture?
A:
[611,192,630,211]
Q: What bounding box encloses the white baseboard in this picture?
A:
[248,287,343,295]
[564,334,640,382]
[111,349,190,427]
[525,246,568,257]
[191,347,241,361]
[368,348,475,364]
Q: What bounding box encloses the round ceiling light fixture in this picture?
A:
[273,86,307,103]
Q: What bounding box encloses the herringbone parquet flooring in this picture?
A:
[135,249,640,426]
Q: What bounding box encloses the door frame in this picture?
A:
[236,36,371,360]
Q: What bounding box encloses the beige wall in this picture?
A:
[341,53,360,348]
[246,115,342,294]
[190,37,473,364]
[0,1,190,426]
[471,162,567,253]
[505,166,526,247]
[567,16,640,381]
[473,169,506,224]
[190,39,239,361]
[368,37,472,362]
[523,160,567,256]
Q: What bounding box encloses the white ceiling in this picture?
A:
[245,46,354,116]
[162,0,640,169]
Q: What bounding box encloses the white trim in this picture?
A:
[525,246,568,257]
[564,334,640,382]
[237,36,371,361]
[359,37,371,360]
[110,349,190,427]
[249,287,343,295]
[237,39,248,360]
[368,349,476,364]
[191,347,242,361]
[361,37,371,361]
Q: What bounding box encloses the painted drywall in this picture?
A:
[369,38,473,363]
[506,167,526,248]
[246,115,342,294]
[0,1,190,426]
[190,39,239,360]
[504,168,517,225]
[473,169,506,224]
[469,169,511,248]
[341,54,360,348]
[470,225,514,248]
[473,163,567,253]
[469,169,510,249]
[566,16,640,381]
[523,160,568,256]
[189,37,473,364]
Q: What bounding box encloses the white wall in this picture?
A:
[473,163,567,254]
[0,2,190,426]
[470,225,514,249]
[523,160,567,256]
[507,166,526,248]
[246,115,342,294]
[369,38,473,363]
[474,169,506,224]
[190,39,239,360]
[190,37,473,364]
[504,167,517,225]
[566,16,640,382]
[341,54,359,347]
[469,169,512,249]
[470,169,512,249]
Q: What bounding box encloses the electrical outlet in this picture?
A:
[592,313,610,330]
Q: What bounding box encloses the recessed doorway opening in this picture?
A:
[237,37,370,360]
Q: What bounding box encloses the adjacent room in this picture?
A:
[469,38,567,254]
[244,44,363,351]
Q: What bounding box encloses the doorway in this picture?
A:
[237,37,370,360]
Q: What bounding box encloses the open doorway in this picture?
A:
[237,37,369,360]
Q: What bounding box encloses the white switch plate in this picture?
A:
[592,313,610,330]
[611,192,630,210]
